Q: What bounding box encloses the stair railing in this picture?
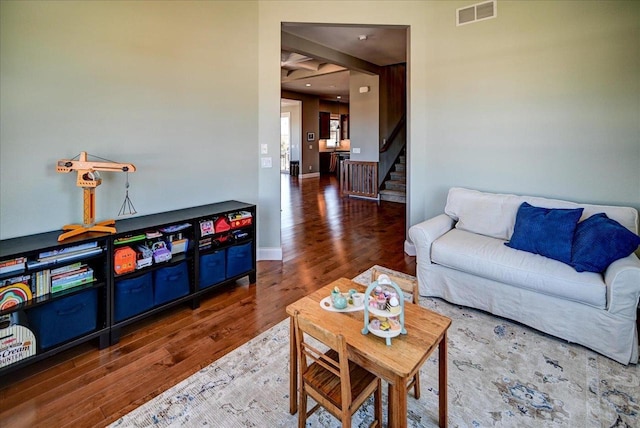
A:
[378,114,406,187]
[340,160,378,199]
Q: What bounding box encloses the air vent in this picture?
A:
[457,0,497,26]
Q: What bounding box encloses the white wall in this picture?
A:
[349,71,379,162]
[0,1,259,241]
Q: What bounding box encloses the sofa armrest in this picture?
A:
[604,253,640,317]
[408,214,455,264]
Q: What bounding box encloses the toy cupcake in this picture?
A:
[388,317,401,331]
[387,296,401,315]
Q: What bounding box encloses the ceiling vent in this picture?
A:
[457,0,497,26]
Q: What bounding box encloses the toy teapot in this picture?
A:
[333,293,348,310]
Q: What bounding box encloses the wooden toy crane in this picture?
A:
[56,151,136,242]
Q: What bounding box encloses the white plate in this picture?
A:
[367,323,402,338]
[365,296,403,318]
[319,296,364,312]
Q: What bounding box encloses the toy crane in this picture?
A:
[56,151,136,242]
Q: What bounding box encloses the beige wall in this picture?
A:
[1,1,638,259]
[1,0,260,241]
[349,71,380,162]
[416,0,640,222]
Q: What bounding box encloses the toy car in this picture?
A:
[152,241,172,263]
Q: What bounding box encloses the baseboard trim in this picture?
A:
[299,172,320,179]
[257,247,283,261]
[404,239,416,256]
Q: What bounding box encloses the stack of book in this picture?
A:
[0,257,26,276]
[27,242,102,296]
[27,241,102,270]
[49,263,94,293]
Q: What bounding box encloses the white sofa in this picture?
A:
[408,187,640,365]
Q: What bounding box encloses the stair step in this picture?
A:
[390,171,405,181]
[379,189,406,204]
[395,163,405,172]
[385,180,406,191]
[399,155,406,164]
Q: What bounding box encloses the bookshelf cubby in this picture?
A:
[0,201,256,374]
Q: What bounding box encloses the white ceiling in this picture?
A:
[281,23,407,102]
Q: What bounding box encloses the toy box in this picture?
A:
[169,238,189,255]
[114,273,153,322]
[154,262,189,305]
[27,288,97,350]
[135,244,153,269]
[114,246,136,275]
[228,211,252,229]
[226,242,252,278]
[199,250,226,289]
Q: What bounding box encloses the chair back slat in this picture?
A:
[294,311,352,406]
[371,267,419,304]
[300,342,340,377]
[293,310,382,427]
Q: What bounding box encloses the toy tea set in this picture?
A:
[320,274,406,345]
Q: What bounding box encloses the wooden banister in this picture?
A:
[379,114,406,153]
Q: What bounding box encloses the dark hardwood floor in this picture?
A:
[0,174,415,427]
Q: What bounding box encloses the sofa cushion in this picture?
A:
[431,229,606,308]
[506,202,583,264]
[444,187,639,240]
[571,213,640,273]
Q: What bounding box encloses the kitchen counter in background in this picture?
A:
[320,151,350,175]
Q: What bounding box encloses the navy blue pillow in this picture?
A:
[506,202,583,264]
[571,213,640,273]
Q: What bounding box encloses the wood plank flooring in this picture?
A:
[0,174,415,427]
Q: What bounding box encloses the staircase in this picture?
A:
[379,152,406,203]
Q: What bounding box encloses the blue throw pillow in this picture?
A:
[506,202,583,264]
[571,213,640,273]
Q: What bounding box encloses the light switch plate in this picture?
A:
[261,144,268,154]
[261,157,272,168]
[353,148,361,153]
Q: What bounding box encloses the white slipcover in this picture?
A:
[409,188,640,365]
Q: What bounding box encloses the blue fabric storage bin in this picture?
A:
[154,262,190,306]
[114,272,153,322]
[199,250,226,289]
[226,242,252,278]
[28,288,98,350]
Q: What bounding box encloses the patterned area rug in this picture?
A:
[109,266,639,427]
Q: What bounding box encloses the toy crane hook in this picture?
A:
[56,151,136,242]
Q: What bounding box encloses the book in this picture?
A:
[0,257,27,275]
[38,242,98,259]
[51,276,94,293]
[51,268,93,287]
[37,246,101,262]
[50,262,84,276]
[27,247,103,269]
[0,274,31,287]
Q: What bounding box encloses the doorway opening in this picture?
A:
[281,111,290,173]
[281,98,302,175]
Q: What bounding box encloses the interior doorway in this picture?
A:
[280,111,290,172]
[280,98,302,174]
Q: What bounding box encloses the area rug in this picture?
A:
[109,265,639,427]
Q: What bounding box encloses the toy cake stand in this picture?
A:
[361,276,406,345]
